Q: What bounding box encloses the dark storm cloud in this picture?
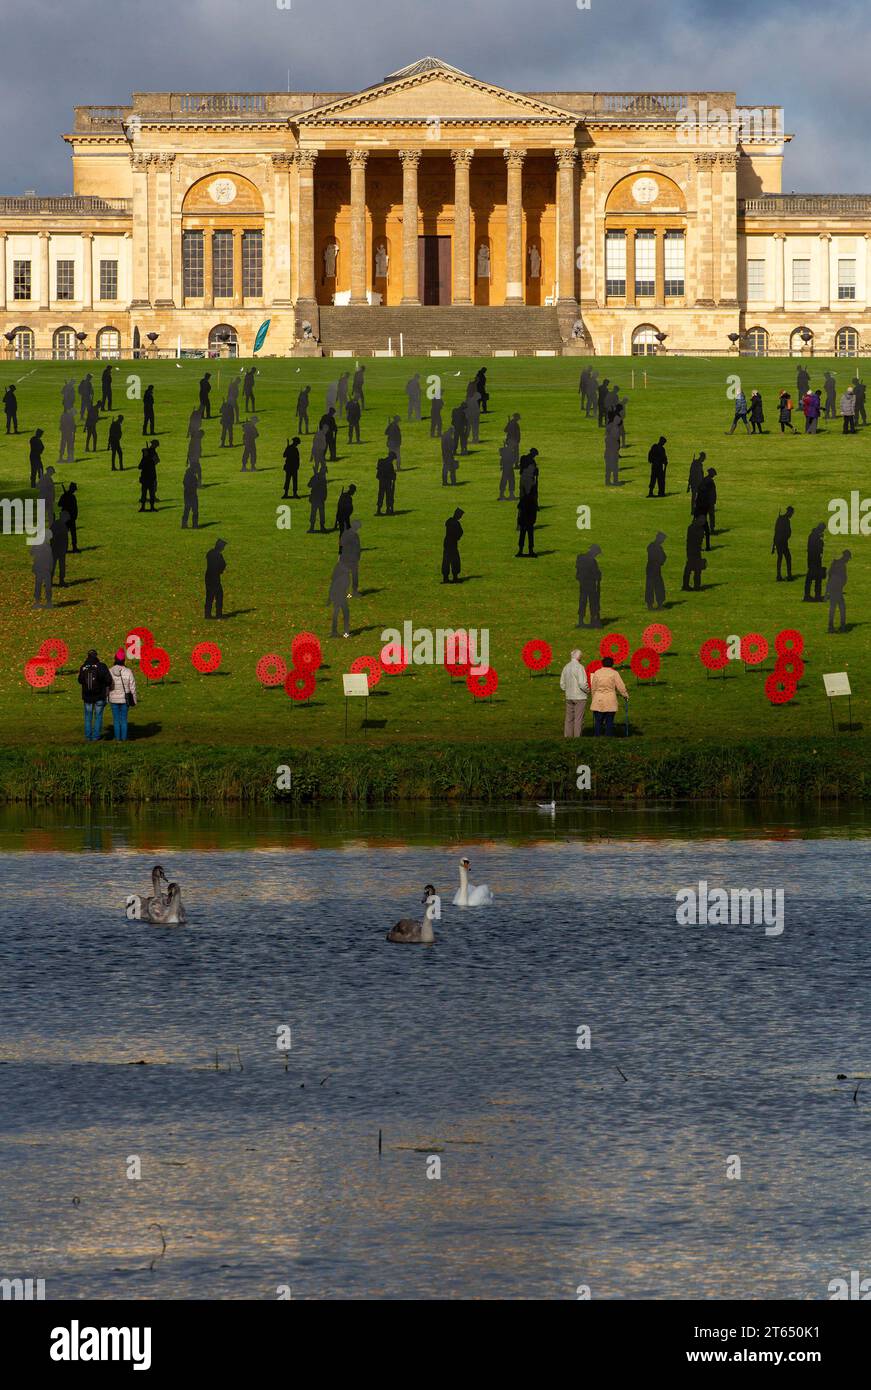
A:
[2,0,869,192]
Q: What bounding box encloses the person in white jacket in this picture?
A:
[107,647,137,742]
[559,648,589,737]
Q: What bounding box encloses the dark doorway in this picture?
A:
[418,235,451,304]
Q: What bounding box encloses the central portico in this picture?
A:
[293,58,580,326]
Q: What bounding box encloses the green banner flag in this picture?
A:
[253,319,271,354]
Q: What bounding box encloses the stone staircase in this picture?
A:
[317,305,565,356]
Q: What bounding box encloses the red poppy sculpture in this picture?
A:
[740,633,769,666]
[774,628,804,658]
[630,646,661,681]
[285,669,316,702]
[521,638,553,674]
[256,654,287,688]
[599,632,630,664]
[24,657,56,689]
[699,638,729,672]
[191,641,222,674]
[641,623,673,654]
[291,631,322,673]
[765,673,797,704]
[380,643,409,675]
[126,627,156,657]
[350,655,383,689]
[467,667,499,699]
[141,646,170,681]
[37,637,69,669]
[585,659,603,677]
[774,653,805,683]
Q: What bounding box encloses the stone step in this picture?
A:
[317,306,564,355]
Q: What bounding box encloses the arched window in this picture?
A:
[97,327,121,359]
[790,326,814,356]
[604,172,687,303]
[743,327,769,357]
[208,324,238,358]
[9,326,34,360]
[181,173,264,304]
[631,324,660,356]
[836,327,859,358]
[52,326,77,360]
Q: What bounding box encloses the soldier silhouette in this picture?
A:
[32,538,53,608]
[441,426,458,486]
[645,531,667,610]
[498,442,515,499]
[199,372,212,418]
[596,377,610,426]
[336,371,349,419]
[241,416,258,471]
[204,539,227,619]
[346,396,362,444]
[219,398,234,447]
[475,366,489,413]
[803,522,826,602]
[182,462,200,529]
[339,518,362,595]
[604,415,621,486]
[142,384,155,436]
[772,505,794,580]
[687,451,705,513]
[50,511,70,587]
[296,385,311,434]
[516,488,538,557]
[576,544,603,627]
[77,374,93,420]
[824,371,837,420]
[503,411,520,466]
[138,442,158,512]
[826,550,851,631]
[429,393,443,439]
[647,436,668,497]
[58,482,79,552]
[452,402,469,456]
[100,363,113,411]
[441,508,464,583]
[682,517,707,591]
[376,453,397,514]
[282,437,301,497]
[327,558,352,637]
[108,414,124,470]
[29,428,45,487]
[243,366,256,412]
[227,373,241,423]
[307,465,328,533]
[319,407,338,461]
[406,374,422,421]
[352,364,366,409]
[335,483,356,534]
[694,467,718,549]
[84,401,100,453]
[385,415,402,467]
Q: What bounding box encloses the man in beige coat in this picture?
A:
[559,649,589,737]
[589,656,629,737]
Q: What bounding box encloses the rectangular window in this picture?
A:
[99,259,118,300]
[838,258,856,300]
[13,259,32,300]
[746,259,766,301]
[634,231,655,297]
[664,231,685,297]
[212,230,233,299]
[605,231,626,297]
[182,231,204,298]
[242,230,263,298]
[791,259,811,300]
[56,260,75,300]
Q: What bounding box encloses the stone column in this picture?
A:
[503,148,526,304]
[773,233,785,311]
[718,152,738,305]
[818,232,831,310]
[270,152,294,304]
[81,232,93,309]
[556,148,577,308]
[153,152,176,306]
[129,152,151,306]
[0,232,6,310]
[347,149,369,305]
[295,150,318,307]
[451,149,473,305]
[625,227,636,308]
[579,151,598,307]
[694,153,716,305]
[399,149,421,305]
[38,231,50,309]
[233,229,243,308]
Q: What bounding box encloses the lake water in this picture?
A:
[0,805,869,1300]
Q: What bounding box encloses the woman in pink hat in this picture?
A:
[107,647,137,741]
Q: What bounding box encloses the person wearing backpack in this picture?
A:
[77,648,112,742]
[107,648,137,741]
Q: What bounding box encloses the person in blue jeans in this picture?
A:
[107,648,137,740]
[77,648,112,741]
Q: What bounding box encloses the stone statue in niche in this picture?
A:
[375,243,389,278]
[528,243,541,279]
[323,240,339,280]
[476,243,491,279]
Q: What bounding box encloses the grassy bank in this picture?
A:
[0,738,865,803]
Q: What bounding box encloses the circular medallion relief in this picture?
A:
[208,178,237,205]
[632,176,659,205]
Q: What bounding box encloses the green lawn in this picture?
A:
[0,352,865,747]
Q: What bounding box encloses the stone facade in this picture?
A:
[2,58,869,358]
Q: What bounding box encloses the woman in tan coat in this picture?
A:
[589,656,629,736]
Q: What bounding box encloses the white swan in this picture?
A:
[387,887,440,944]
[452,857,493,907]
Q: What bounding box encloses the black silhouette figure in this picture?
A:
[241,417,258,471]
[406,374,422,421]
[682,518,707,591]
[585,369,598,418]
[2,383,18,434]
[645,531,667,610]
[498,442,515,500]
[204,539,227,619]
[61,378,75,412]
[824,371,837,420]
[346,396,361,444]
[325,380,338,415]
[187,406,202,438]
[687,451,705,512]
[579,365,590,412]
[38,466,56,519]
[319,407,338,461]
[29,428,45,487]
[352,364,365,409]
[465,385,481,444]
[647,436,668,497]
[219,399,234,447]
[227,374,241,424]
[796,365,810,402]
[59,409,75,463]
[517,488,538,558]
[519,449,539,501]
[604,415,621,486]
[429,394,443,439]
[100,364,113,411]
[852,375,867,426]
[597,378,610,427]
[503,412,520,466]
[282,437,301,497]
[442,508,464,583]
[327,559,352,637]
[32,539,53,608]
[576,545,603,627]
[475,367,489,413]
[58,482,79,552]
[441,426,458,486]
[307,466,328,533]
[826,550,851,632]
[335,483,356,534]
[339,518,362,595]
[84,401,100,453]
[385,415,402,468]
[199,372,212,419]
[182,463,200,529]
[772,505,794,580]
[310,425,328,470]
[138,441,158,512]
[693,467,718,550]
[107,414,123,470]
[336,372,349,420]
[142,384,155,436]
[803,523,826,602]
[78,374,93,421]
[187,427,203,482]
[50,511,69,587]
[243,367,256,412]
[376,452,397,514]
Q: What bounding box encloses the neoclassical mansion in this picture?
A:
[1,57,869,358]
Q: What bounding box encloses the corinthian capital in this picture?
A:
[580,150,599,170]
[297,150,318,172]
[347,149,370,169]
[399,149,421,167]
[504,147,527,168]
[555,148,577,171]
[451,149,474,169]
[271,152,297,168]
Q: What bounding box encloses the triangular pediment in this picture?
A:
[296,59,579,125]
